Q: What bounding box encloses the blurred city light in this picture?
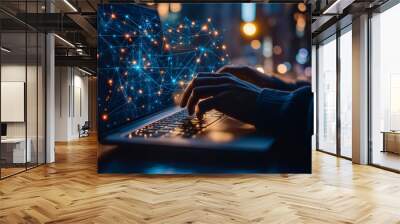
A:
[157,3,169,19]
[241,3,256,22]
[256,65,265,73]
[283,62,292,71]
[296,14,306,31]
[296,48,309,64]
[250,40,261,50]
[242,22,257,37]
[262,37,273,58]
[277,64,288,74]
[170,3,182,13]
[273,45,282,55]
[151,4,310,80]
[297,3,307,12]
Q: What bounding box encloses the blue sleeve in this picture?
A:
[255,86,313,138]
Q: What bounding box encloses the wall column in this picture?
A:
[352,14,369,164]
[45,0,55,163]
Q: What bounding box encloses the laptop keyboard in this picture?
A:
[127,110,224,139]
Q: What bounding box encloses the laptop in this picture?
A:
[97,4,274,153]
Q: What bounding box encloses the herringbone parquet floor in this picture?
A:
[1,135,400,224]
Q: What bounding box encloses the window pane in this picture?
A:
[371,3,400,171]
[340,30,352,158]
[317,37,337,154]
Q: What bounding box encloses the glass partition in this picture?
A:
[0,0,46,179]
[317,36,337,154]
[1,26,28,178]
[370,3,400,171]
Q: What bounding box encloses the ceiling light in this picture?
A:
[1,47,11,53]
[78,67,93,76]
[322,0,354,15]
[63,0,78,12]
[54,34,75,48]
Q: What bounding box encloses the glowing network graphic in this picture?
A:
[98,4,229,133]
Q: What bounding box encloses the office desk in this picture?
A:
[382,131,400,154]
[1,138,31,164]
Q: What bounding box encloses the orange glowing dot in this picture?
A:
[242,22,257,36]
[277,64,288,74]
[102,114,108,121]
[221,44,227,50]
[201,25,208,31]
[111,13,116,19]
[107,79,113,86]
[250,39,261,50]
[273,45,283,55]
[124,33,130,39]
[298,3,307,12]
[120,48,125,53]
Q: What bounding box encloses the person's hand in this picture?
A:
[180,72,262,125]
[217,65,271,88]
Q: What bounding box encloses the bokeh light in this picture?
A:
[157,3,169,19]
[277,64,288,74]
[242,22,257,37]
[273,45,282,55]
[283,62,292,71]
[241,3,256,22]
[296,48,309,64]
[297,3,307,12]
[250,39,261,50]
[170,3,182,13]
[256,65,265,73]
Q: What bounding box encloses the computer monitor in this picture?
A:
[1,123,7,137]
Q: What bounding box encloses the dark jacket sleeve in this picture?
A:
[265,76,311,91]
[255,86,313,139]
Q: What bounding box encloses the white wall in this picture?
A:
[1,64,46,164]
[54,67,89,141]
[1,64,43,138]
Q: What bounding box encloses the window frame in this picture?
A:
[367,0,400,173]
[315,23,353,160]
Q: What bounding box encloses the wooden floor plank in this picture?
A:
[1,135,400,223]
